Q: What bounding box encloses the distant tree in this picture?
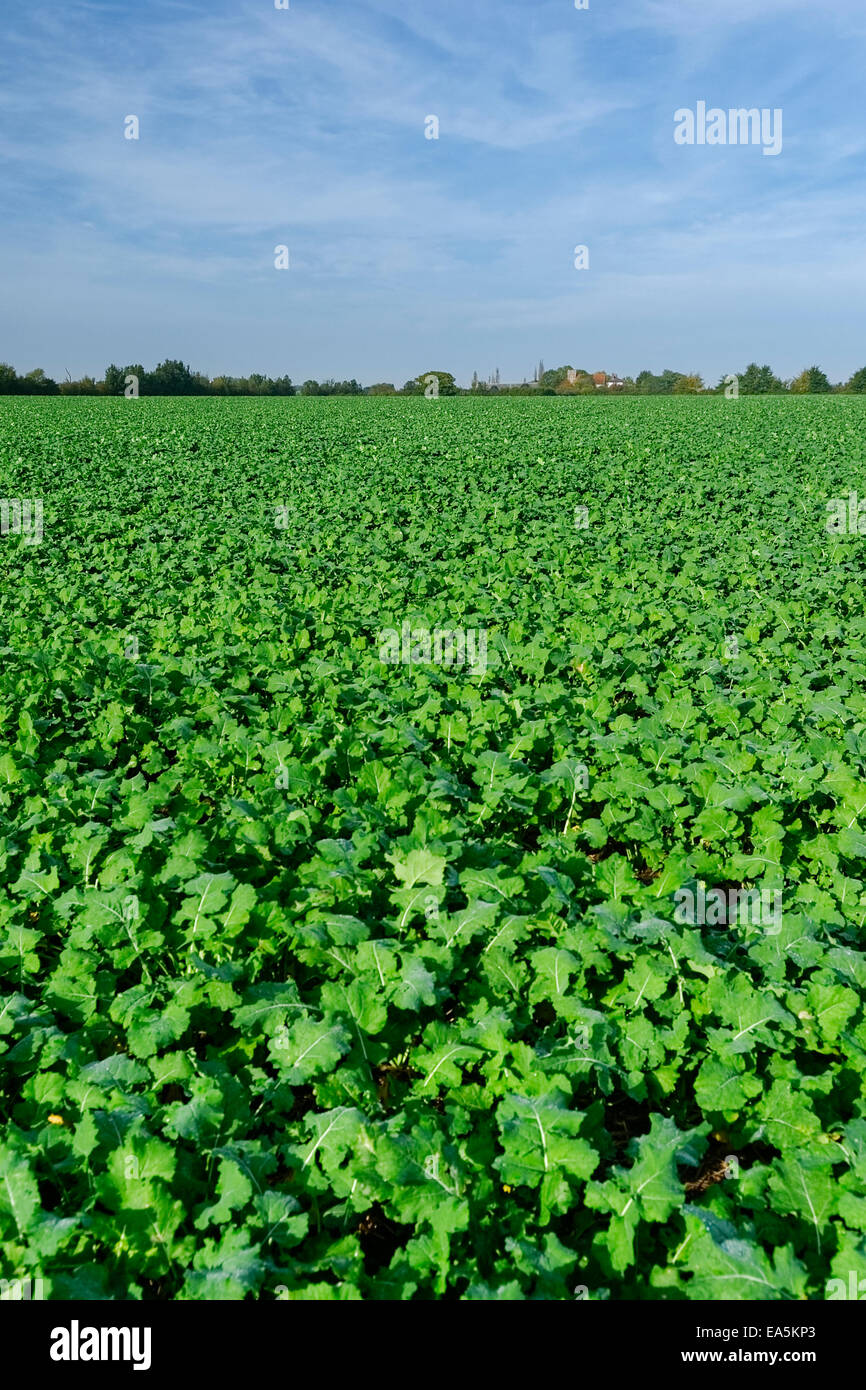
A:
[103,364,125,395]
[847,367,866,393]
[204,373,291,395]
[0,363,19,393]
[539,365,573,390]
[103,363,145,395]
[20,368,58,395]
[555,371,594,394]
[146,359,201,395]
[738,362,784,394]
[299,378,363,396]
[219,376,249,395]
[59,374,99,395]
[635,369,682,394]
[673,373,704,394]
[809,366,832,393]
[410,370,457,396]
[791,365,831,394]
[367,383,397,395]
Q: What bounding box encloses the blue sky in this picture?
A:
[1,0,865,386]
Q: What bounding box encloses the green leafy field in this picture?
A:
[1,395,866,1300]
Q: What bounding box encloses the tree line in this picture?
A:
[1,359,865,396]
[0,360,358,396]
[529,364,860,394]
